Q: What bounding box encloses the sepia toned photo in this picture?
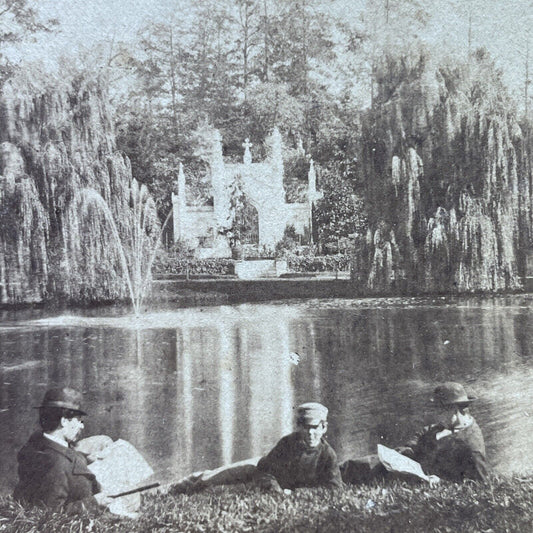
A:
[1,1,532,531]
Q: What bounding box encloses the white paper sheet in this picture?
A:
[87,439,154,518]
[377,444,429,481]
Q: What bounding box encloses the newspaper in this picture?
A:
[85,439,154,518]
[377,444,430,482]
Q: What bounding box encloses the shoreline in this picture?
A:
[0,276,531,312]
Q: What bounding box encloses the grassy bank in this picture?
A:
[1,476,532,532]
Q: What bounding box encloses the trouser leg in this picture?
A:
[200,464,260,486]
[339,454,387,485]
[170,463,262,494]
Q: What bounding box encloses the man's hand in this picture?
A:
[257,475,283,493]
[395,446,415,458]
[94,492,114,507]
[435,429,453,440]
[427,475,441,488]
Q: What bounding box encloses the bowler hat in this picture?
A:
[35,387,87,415]
[431,382,476,406]
[296,402,328,425]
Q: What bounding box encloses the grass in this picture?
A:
[1,476,532,533]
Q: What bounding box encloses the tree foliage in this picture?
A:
[108,0,531,264]
[0,0,58,80]
[315,165,367,246]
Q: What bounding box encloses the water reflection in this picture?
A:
[1,297,533,494]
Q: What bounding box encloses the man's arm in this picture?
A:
[36,457,110,514]
[402,424,443,460]
[256,436,291,491]
[256,436,289,475]
[425,431,490,483]
[469,451,490,482]
[449,441,490,482]
[321,448,343,488]
[36,464,99,513]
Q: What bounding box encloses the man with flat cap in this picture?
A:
[340,382,489,485]
[170,401,342,494]
[13,387,113,513]
[256,402,342,491]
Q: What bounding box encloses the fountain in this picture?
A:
[64,180,171,315]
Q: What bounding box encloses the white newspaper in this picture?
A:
[86,439,154,518]
[377,444,430,481]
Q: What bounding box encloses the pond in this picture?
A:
[1,295,533,494]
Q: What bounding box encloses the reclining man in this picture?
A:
[171,401,342,493]
[256,402,342,491]
[340,382,489,485]
[13,387,113,513]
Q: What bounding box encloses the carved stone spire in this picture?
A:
[242,138,253,165]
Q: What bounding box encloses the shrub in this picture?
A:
[286,254,350,272]
[153,257,235,276]
[242,244,276,259]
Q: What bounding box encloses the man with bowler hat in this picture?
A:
[256,402,342,491]
[340,382,489,484]
[13,387,113,513]
[401,381,489,483]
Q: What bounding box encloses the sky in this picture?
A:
[6,0,533,102]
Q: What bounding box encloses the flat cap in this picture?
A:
[296,402,328,425]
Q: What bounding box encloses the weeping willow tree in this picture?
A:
[0,69,159,304]
[355,47,529,293]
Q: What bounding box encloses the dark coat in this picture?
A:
[256,432,342,489]
[13,431,100,513]
[340,419,489,485]
[412,420,489,482]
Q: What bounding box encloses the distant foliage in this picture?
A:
[315,167,367,247]
[153,257,235,276]
[5,1,533,298]
[286,254,350,273]
[0,0,58,81]
[113,0,346,214]
[0,71,157,304]
[357,47,527,293]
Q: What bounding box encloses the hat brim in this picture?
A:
[34,405,87,416]
[430,396,476,405]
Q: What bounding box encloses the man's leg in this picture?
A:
[339,454,387,485]
[170,458,261,494]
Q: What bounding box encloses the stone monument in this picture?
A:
[172,128,322,258]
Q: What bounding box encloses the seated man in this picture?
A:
[340,382,489,485]
[255,402,342,491]
[13,387,113,513]
[170,401,342,494]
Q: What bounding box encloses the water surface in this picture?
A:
[1,295,533,493]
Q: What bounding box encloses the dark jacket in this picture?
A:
[13,431,100,513]
[411,420,489,482]
[256,432,342,489]
[340,419,489,485]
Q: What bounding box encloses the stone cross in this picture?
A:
[242,138,253,165]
